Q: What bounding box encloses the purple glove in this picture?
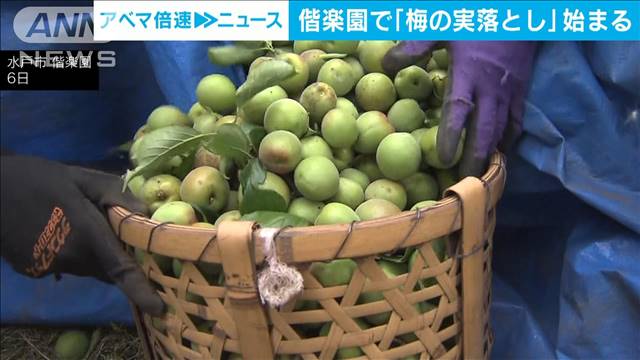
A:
[383,41,537,176]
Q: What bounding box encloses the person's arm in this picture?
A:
[383,41,538,177]
[0,153,163,316]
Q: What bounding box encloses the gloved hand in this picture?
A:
[0,154,164,316]
[383,41,537,176]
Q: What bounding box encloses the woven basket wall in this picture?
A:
[108,153,506,360]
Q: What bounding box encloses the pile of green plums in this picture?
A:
[126,41,459,353]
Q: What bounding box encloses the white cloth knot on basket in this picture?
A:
[256,228,304,308]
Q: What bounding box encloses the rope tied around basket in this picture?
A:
[256,227,304,308]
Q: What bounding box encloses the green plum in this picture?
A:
[300,49,327,82]
[355,73,397,112]
[332,147,354,171]
[193,147,222,169]
[317,59,356,96]
[411,128,429,144]
[301,135,333,160]
[344,57,365,84]
[429,69,448,100]
[151,201,198,225]
[146,105,191,130]
[180,166,230,212]
[394,66,433,101]
[195,74,237,115]
[277,52,309,95]
[426,57,439,71]
[357,41,395,74]
[432,48,449,69]
[401,172,439,207]
[419,126,463,169]
[299,82,338,124]
[193,113,220,134]
[315,202,360,225]
[310,259,357,287]
[264,98,310,138]
[387,99,426,132]
[216,114,241,127]
[258,130,303,174]
[339,168,370,191]
[354,111,394,154]
[335,97,359,119]
[214,210,242,226]
[355,198,401,221]
[142,174,182,213]
[330,178,365,209]
[365,179,407,210]
[188,102,213,120]
[293,40,322,54]
[321,108,358,148]
[239,85,288,125]
[323,40,359,55]
[354,155,384,181]
[294,156,340,201]
[288,198,324,223]
[376,133,422,180]
[54,330,90,360]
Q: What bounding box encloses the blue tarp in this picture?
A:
[1,2,638,357]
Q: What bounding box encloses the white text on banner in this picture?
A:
[93,1,289,41]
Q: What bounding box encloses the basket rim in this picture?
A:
[108,152,506,264]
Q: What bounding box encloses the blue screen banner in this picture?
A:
[91,1,639,41]
[289,1,639,41]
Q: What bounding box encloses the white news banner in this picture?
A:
[93,1,289,41]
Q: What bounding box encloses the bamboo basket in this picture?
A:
[108,152,506,360]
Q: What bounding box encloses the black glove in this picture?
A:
[1,154,164,316]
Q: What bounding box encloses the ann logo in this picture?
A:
[14,7,106,43]
[27,11,93,38]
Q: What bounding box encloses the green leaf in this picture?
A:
[319,53,348,60]
[236,60,295,106]
[239,187,288,214]
[238,158,266,190]
[208,45,266,66]
[204,123,252,167]
[136,126,199,164]
[122,126,213,190]
[191,204,218,224]
[237,159,288,214]
[218,156,235,180]
[238,122,267,150]
[241,211,310,228]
